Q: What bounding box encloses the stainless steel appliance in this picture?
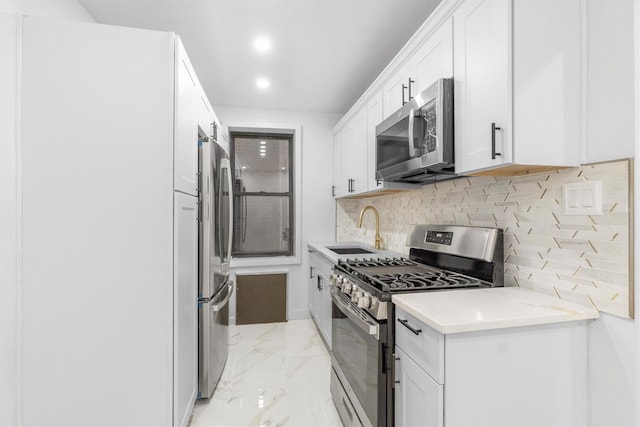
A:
[376,78,454,184]
[198,124,234,399]
[329,225,504,427]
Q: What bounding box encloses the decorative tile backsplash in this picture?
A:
[337,160,633,318]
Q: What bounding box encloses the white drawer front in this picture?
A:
[395,307,444,384]
[309,251,334,279]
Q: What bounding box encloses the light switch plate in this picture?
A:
[562,181,602,215]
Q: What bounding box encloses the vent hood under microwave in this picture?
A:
[375,78,455,184]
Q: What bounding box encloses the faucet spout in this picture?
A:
[357,205,383,250]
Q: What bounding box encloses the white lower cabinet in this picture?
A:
[173,193,198,427]
[395,307,589,426]
[308,251,333,347]
[395,347,443,427]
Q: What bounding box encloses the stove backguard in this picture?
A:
[406,224,504,287]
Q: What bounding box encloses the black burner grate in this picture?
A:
[338,257,484,293]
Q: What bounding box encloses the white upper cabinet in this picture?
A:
[453,0,512,174]
[583,0,635,163]
[512,0,582,168]
[383,18,454,118]
[454,0,584,175]
[197,89,214,140]
[411,17,454,96]
[332,131,344,197]
[174,38,199,196]
[335,0,633,185]
[383,61,412,117]
[367,90,384,191]
[340,107,368,195]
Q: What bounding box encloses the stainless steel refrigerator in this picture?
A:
[198,125,234,399]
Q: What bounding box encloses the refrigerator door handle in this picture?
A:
[212,281,234,312]
[221,157,233,267]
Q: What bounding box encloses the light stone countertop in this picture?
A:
[392,287,600,334]
[307,241,403,264]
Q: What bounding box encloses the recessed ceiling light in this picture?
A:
[241,166,247,170]
[256,78,270,90]
[259,141,266,145]
[254,37,271,53]
[281,167,286,170]
[260,153,266,157]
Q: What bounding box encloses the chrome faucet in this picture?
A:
[357,205,383,250]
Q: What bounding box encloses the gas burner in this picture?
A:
[370,270,482,291]
[341,257,416,269]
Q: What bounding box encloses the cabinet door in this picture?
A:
[513,0,581,167]
[332,131,344,198]
[319,273,332,348]
[197,89,214,139]
[367,90,384,191]
[383,61,411,116]
[583,0,635,163]
[453,0,511,174]
[412,17,454,95]
[395,347,443,427]
[337,107,368,196]
[174,38,199,196]
[341,107,368,194]
[308,262,318,322]
[174,192,198,427]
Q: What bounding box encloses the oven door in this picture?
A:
[331,289,386,427]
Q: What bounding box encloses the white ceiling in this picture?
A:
[78,0,442,114]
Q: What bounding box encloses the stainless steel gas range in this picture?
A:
[329,225,504,427]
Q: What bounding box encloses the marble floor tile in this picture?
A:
[190,319,342,427]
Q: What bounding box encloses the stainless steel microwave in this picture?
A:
[375,78,454,183]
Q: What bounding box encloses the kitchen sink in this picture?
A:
[326,246,374,255]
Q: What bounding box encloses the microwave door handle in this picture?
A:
[407,108,416,158]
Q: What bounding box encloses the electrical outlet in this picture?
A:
[562,181,602,215]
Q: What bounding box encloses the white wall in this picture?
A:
[214,105,340,322]
[589,2,640,424]
[0,3,93,426]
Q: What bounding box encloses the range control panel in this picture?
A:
[425,230,453,245]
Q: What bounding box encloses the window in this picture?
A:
[230,132,294,257]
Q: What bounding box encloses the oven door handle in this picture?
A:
[331,289,379,341]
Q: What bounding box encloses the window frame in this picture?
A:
[230,131,294,258]
[226,124,302,268]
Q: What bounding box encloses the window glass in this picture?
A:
[233,195,290,256]
[234,137,290,193]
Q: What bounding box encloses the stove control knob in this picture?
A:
[358,294,372,309]
[351,289,363,302]
[341,281,352,293]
